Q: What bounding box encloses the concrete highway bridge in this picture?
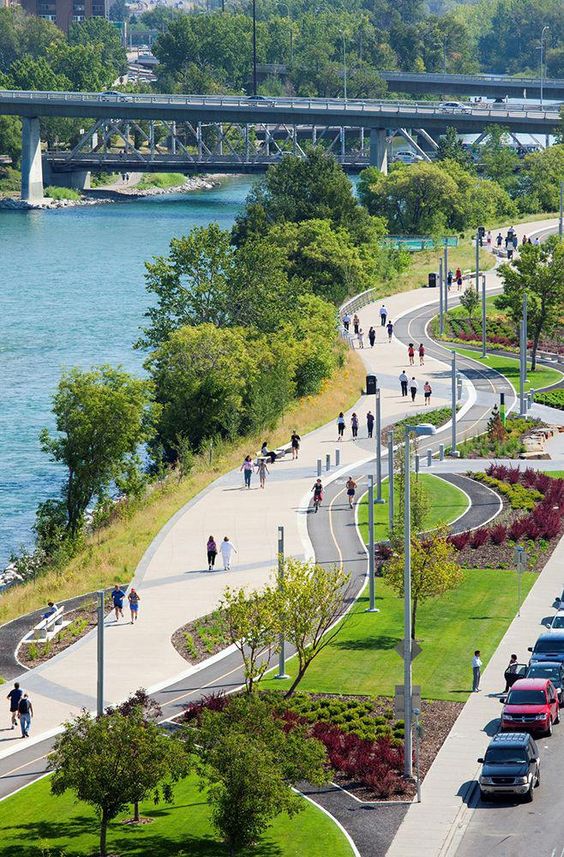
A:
[379,71,564,100]
[0,89,559,202]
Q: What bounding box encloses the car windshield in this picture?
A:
[528,666,560,682]
[534,638,564,653]
[485,746,528,764]
[506,690,546,705]
[552,617,564,628]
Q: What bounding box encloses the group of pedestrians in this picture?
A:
[6,682,33,738]
[337,410,378,440]
[342,309,394,349]
[111,584,140,624]
[206,536,237,571]
[407,342,425,366]
[399,370,433,405]
[240,431,301,490]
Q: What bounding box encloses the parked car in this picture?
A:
[504,662,528,689]
[528,630,564,665]
[392,150,424,164]
[439,101,472,114]
[500,678,559,736]
[526,661,564,704]
[478,732,540,802]
[548,611,564,631]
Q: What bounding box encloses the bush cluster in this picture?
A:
[457,415,541,459]
[534,390,564,411]
[473,472,542,510]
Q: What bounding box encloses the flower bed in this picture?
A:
[534,389,564,411]
[456,416,544,459]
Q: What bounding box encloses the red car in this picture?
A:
[500,678,560,736]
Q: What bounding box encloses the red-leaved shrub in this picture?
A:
[469,527,489,548]
[489,524,507,545]
[508,518,529,542]
[448,532,470,550]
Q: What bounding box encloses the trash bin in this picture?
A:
[428,272,437,288]
[366,374,377,395]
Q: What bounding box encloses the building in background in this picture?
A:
[19,0,108,32]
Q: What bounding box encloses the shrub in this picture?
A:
[508,519,529,542]
[45,185,81,201]
[489,524,507,545]
[469,528,489,549]
[183,691,229,722]
[448,531,470,550]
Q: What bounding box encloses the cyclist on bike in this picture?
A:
[312,479,324,512]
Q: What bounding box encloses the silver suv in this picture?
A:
[478,732,540,802]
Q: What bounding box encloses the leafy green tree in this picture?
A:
[69,18,128,78]
[40,366,156,537]
[281,293,343,396]
[8,55,71,91]
[47,41,113,91]
[390,439,430,547]
[192,695,327,855]
[385,531,463,639]
[109,0,128,21]
[495,237,564,370]
[148,323,256,456]
[278,558,350,696]
[436,127,474,170]
[220,586,280,692]
[0,7,62,74]
[480,126,520,195]
[49,707,188,857]
[0,115,21,165]
[460,285,480,321]
[518,145,564,213]
[440,158,516,229]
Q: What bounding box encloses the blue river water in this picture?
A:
[0,178,251,566]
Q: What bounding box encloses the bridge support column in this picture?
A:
[369,128,388,174]
[21,117,44,202]
[43,158,90,191]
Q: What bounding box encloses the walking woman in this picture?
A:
[408,343,415,366]
[346,476,357,509]
[207,535,217,571]
[128,588,140,624]
[351,412,359,439]
[410,377,418,402]
[368,326,376,347]
[240,455,253,489]
[291,430,301,460]
[386,320,394,342]
[337,412,345,441]
[418,343,425,366]
[220,536,237,571]
[423,380,432,406]
[256,457,270,488]
[353,313,360,334]
[357,328,364,349]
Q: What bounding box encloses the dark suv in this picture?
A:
[478,732,540,802]
[528,631,564,665]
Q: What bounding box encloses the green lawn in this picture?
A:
[136,172,187,190]
[262,570,535,702]
[357,473,469,543]
[453,347,563,392]
[0,772,353,857]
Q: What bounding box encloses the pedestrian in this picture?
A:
[472,650,482,692]
[128,588,140,624]
[207,535,217,570]
[418,343,425,366]
[260,442,277,464]
[408,343,415,366]
[386,320,393,342]
[455,267,462,291]
[380,304,388,326]
[423,380,432,405]
[507,246,514,261]
[496,232,503,248]
[337,412,345,441]
[486,230,492,248]
[399,370,409,397]
[512,234,518,250]
[290,430,301,460]
[240,454,253,488]
[351,413,359,439]
[345,476,357,509]
[410,377,418,402]
[353,314,360,335]
[256,456,270,488]
[111,584,125,621]
[366,410,374,438]
[220,536,237,570]
[368,326,376,347]
[533,236,539,246]
[357,328,364,348]
[6,682,22,730]
[504,653,518,693]
[522,234,527,246]
[17,693,33,738]
[42,601,58,620]
[527,237,533,245]
[447,269,453,291]
[342,312,351,332]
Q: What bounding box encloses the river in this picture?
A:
[0,177,252,567]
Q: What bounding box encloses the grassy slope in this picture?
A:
[0,772,353,857]
[0,350,366,626]
[261,570,535,702]
[136,173,187,189]
[357,473,469,543]
[405,242,495,290]
[452,347,563,392]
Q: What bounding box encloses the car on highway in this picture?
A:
[439,100,472,114]
[392,150,424,164]
[478,732,540,802]
[526,661,564,705]
[528,630,564,665]
[99,90,133,103]
[500,678,560,736]
[246,95,275,106]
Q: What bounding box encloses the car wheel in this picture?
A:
[546,719,553,737]
[535,769,540,787]
[555,710,560,725]
[524,784,534,803]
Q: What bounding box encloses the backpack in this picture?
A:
[18,697,30,715]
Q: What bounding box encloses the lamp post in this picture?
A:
[375,387,385,503]
[403,423,437,778]
[367,476,379,613]
[388,430,394,534]
[559,180,563,239]
[252,0,258,97]
[540,26,549,111]
[520,291,528,417]
[481,272,487,358]
[438,257,444,335]
[275,525,290,679]
[450,350,459,457]
[97,590,105,716]
[340,31,347,101]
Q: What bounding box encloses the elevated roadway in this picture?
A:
[380,71,564,101]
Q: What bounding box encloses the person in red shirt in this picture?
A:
[408,343,415,366]
[419,343,425,366]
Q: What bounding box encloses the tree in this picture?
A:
[0,115,21,165]
[49,707,188,856]
[495,237,564,370]
[220,586,280,693]
[384,531,463,638]
[390,439,430,547]
[8,54,71,91]
[0,7,62,74]
[480,126,520,195]
[436,126,474,170]
[40,366,156,537]
[278,558,350,696]
[47,41,113,91]
[69,17,127,78]
[460,285,480,322]
[518,145,564,213]
[192,695,327,855]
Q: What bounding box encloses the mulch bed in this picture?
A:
[171,611,229,665]
[17,599,113,669]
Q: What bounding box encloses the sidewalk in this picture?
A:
[1,216,558,760]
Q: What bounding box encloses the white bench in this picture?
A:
[27,606,68,643]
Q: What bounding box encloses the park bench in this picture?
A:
[255,443,293,462]
[24,606,69,643]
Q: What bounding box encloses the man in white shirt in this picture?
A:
[472,650,482,692]
[380,304,388,326]
[342,312,351,332]
[410,377,418,402]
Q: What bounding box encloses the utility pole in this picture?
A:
[367,476,379,613]
[481,272,487,358]
[519,292,527,417]
[403,431,413,778]
[388,431,394,534]
[341,32,347,101]
[275,525,290,679]
[522,289,527,382]
[450,350,459,457]
[252,0,257,97]
[375,387,384,503]
[559,181,563,239]
[443,239,448,307]
[438,257,444,335]
[540,26,550,111]
[475,230,480,294]
[97,590,104,716]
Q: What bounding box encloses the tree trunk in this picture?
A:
[133,799,140,823]
[411,598,418,641]
[285,664,307,698]
[99,810,108,857]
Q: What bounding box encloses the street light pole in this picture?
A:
[443,239,448,307]
[97,590,104,716]
[275,525,290,679]
[475,229,480,295]
[560,180,563,239]
[522,289,527,383]
[388,431,394,534]
[252,0,257,97]
[540,26,549,111]
[375,387,384,504]
[367,476,379,613]
[341,32,347,101]
[450,350,459,457]
[403,425,413,778]
[481,271,487,358]
[438,257,444,335]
